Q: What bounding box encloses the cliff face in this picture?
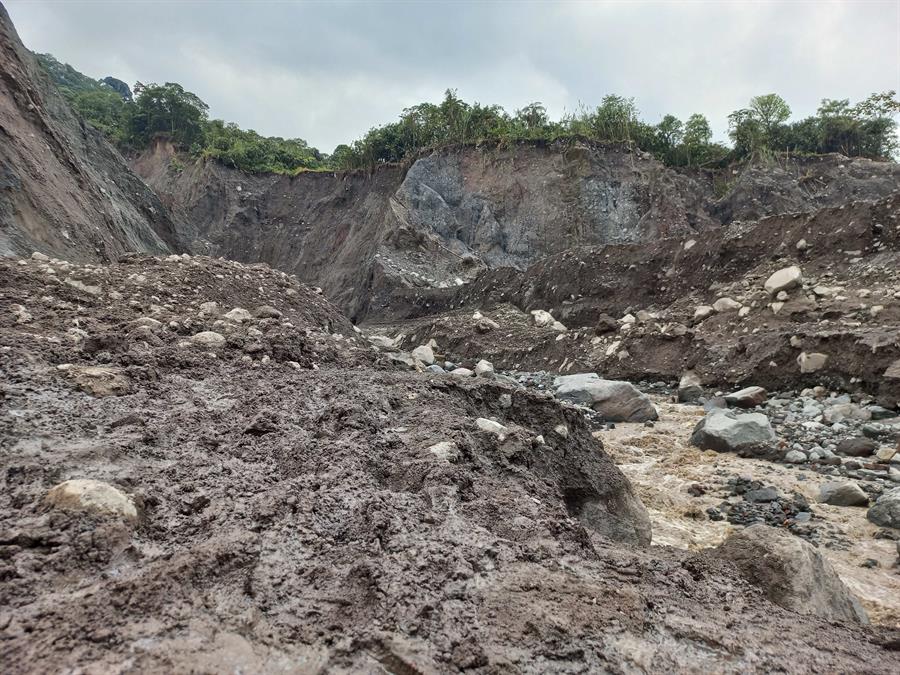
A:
[0,5,178,261]
[133,140,717,320]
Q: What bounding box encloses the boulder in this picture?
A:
[450,368,474,379]
[713,297,742,312]
[554,374,657,422]
[254,305,282,319]
[224,307,252,323]
[693,305,714,320]
[190,331,226,349]
[764,266,803,295]
[474,359,495,378]
[411,345,435,365]
[836,437,878,457]
[44,479,138,523]
[724,386,767,409]
[677,371,703,403]
[885,359,900,380]
[427,441,461,463]
[819,482,869,507]
[690,409,776,454]
[475,418,508,436]
[824,403,871,424]
[66,365,131,397]
[530,309,555,327]
[797,352,828,373]
[716,524,867,624]
[867,487,900,529]
[595,314,618,334]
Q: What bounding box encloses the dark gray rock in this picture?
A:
[867,487,900,529]
[836,438,878,457]
[818,482,869,507]
[690,409,776,455]
[554,374,658,422]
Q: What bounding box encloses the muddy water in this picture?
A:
[598,397,900,627]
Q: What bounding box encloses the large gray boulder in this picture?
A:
[716,524,868,624]
[554,374,657,422]
[819,482,869,507]
[690,408,775,455]
[867,487,900,529]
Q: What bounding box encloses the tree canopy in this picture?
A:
[37,53,899,175]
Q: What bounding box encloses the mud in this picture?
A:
[601,397,900,627]
[2,254,900,672]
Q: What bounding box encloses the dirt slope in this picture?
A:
[0,4,179,261]
[2,253,899,673]
[133,139,719,321]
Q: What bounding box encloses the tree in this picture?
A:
[748,93,791,136]
[127,82,209,148]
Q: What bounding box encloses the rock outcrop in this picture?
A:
[0,6,179,260]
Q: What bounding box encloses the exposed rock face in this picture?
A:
[691,409,776,455]
[0,6,179,260]
[716,524,869,624]
[132,140,723,321]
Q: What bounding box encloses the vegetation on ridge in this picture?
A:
[37,53,900,175]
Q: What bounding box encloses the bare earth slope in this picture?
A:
[2,254,899,673]
[0,5,179,261]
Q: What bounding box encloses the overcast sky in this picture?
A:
[6,0,899,152]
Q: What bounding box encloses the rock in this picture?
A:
[836,438,878,457]
[428,441,461,462]
[724,386,767,408]
[677,371,703,403]
[387,352,419,370]
[693,305,714,320]
[530,309,555,327]
[824,403,871,424]
[550,320,567,333]
[716,524,867,624]
[690,409,776,454]
[885,359,900,380]
[784,450,807,463]
[475,418,508,436]
[425,364,445,374]
[67,366,131,397]
[876,445,898,462]
[713,297,742,312]
[190,331,227,349]
[224,308,252,323]
[31,251,50,262]
[368,335,396,349]
[819,482,869,507]
[764,265,803,295]
[499,393,512,408]
[254,305,282,319]
[64,278,102,296]
[199,301,219,315]
[10,303,33,324]
[867,487,900,529]
[797,352,828,373]
[411,345,435,365]
[450,368,474,379]
[44,479,138,523]
[474,359,495,378]
[475,318,499,333]
[595,314,618,334]
[554,374,658,422]
[868,405,897,421]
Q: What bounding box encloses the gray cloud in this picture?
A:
[6,0,899,152]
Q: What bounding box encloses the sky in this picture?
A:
[6,0,900,153]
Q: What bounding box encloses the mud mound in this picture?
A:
[0,6,179,260]
[2,255,899,672]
